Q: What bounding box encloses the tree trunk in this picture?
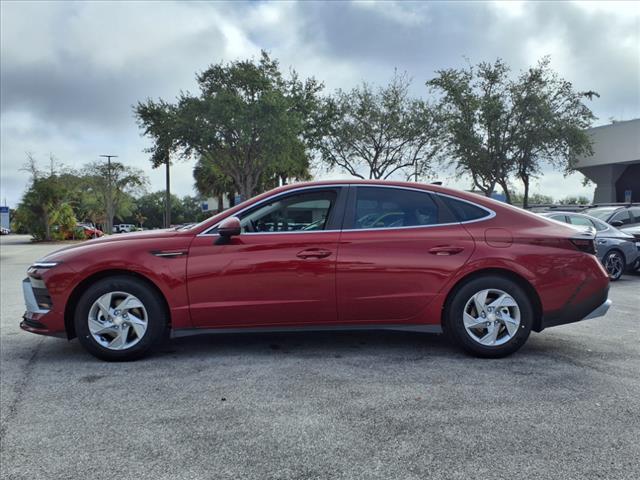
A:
[497,179,512,204]
[43,210,51,241]
[521,174,530,209]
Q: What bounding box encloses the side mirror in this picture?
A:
[610,220,624,227]
[216,217,241,244]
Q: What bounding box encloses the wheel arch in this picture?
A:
[64,269,172,339]
[442,268,543,332]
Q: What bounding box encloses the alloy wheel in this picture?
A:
[462,288,521,347]
[88,291,148,350]
[604,252,624,279]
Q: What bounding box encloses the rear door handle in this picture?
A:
[429,246,465,256]
[296,248,332,259]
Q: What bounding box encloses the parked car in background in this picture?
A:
[63,224,104,240]
[620,224,640,272]
[0,226,10,235]
[581,205,640,228]
[21,181,611,361]
[114,224,136,233]
[540,212,639,280]
[78,223,103,238]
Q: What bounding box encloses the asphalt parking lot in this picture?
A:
[1,234,639,480]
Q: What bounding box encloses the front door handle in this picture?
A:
[297,248,332,259]
[429,246,465,256]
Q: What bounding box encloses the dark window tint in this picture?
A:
[353,187,444,229]
[442,196,491,222]
[240,190,337,233]
[610,210,632,226]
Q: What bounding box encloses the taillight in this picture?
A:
[570,237,597,254]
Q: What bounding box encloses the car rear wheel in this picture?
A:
[445,275,533,358]
[74,276,168,361]
[603,250,625,281]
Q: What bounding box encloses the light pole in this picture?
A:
[100,154,118,234]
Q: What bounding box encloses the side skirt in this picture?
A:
[171,324,443,339]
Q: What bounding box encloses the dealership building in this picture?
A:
[575,118,640,203]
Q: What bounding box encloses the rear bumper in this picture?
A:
[538,285,610,331]
[583,299,612,320]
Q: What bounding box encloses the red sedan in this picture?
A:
[21,181,611,361]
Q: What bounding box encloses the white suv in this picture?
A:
[114,224,136,233]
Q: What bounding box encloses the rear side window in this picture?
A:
[629,207,640,222]
[441,196,491,222]
[352,187,449,229]
[568,215,595,228]
[610,210,632,226]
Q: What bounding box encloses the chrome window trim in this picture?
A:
[198,184,347,236]
[197,183,496,236]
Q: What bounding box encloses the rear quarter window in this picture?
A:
[441,196,491,222]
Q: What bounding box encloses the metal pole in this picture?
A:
[165,157,171,228]
[100,155,118,234]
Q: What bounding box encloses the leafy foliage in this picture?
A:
[428,57,597,206]
[135,51,321,200]
[315,72,441,180]
[82,161,148,233]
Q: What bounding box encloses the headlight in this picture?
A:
[31,261,60,269]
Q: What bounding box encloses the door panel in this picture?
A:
[187,233,339,327]
[337,226,474,323]
[336,186,475,324]
[186,187,345,328]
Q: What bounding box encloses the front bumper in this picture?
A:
[21,277,65,337]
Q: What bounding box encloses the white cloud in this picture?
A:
[0,0,636,207]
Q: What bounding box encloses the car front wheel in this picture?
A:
[74,276,168,361]
[445,275,534,358]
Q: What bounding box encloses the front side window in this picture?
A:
[239,190,337,233]
[352,187,447,230]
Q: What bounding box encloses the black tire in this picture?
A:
[444,275,534,358]
[74,276,168,361]
[602,250,625,281]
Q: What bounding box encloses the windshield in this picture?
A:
[583,207,617,221]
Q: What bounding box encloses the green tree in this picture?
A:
[82,161,148,233]
[428,60,519,202]
[50,203,78,240]
[428,58,597,206]
[510,191,554,206]
[558,195,590,205]
[13,155,79,241]
[316,72,441,180]
[509,58,598,208]
[135,51,322,201]
[132,191,170,229]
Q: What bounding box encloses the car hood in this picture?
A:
[37,229,182,263]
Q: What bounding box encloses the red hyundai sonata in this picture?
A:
[21,181,611,361]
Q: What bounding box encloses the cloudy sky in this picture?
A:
[1,0,639,207]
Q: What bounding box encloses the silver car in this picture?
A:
[541,212,639,281]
